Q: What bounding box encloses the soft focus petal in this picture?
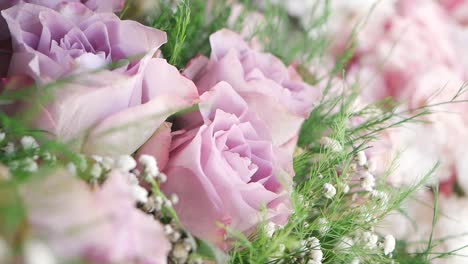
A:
[83,59,198,156]
[21,169,170,264]
[33,71,136,147]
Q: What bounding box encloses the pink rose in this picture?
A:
[141,83,292,248]
[332,0,463,108]
[367,112,468,188]
[2,3,199,156]
[21,169,171,264]
[184,29,320,154]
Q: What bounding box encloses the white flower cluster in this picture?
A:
[265,222,280,237]
[382,234,396,256]
[67,154,172,207]
[351,151,378,192]
[0,132,57,175]
[164,223,198,263]
[354,230,396,256]
[317,218,330,235]
[304,237,323,264]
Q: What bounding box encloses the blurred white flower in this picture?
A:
[323,183,337,199]
[23,240,56,264]
[139,154,159,178]
[360,172,376,191]
[21,136,39,150]
[383,234,396,255]
[115,155,137,172]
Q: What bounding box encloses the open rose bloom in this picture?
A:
[141,83,293,248]
[137,29,321,247]
[184,29,321,155]
[2,2,198,156]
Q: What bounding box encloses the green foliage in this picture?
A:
[241,1,330,65]
[227,83,435,263]
[152,0,232,69]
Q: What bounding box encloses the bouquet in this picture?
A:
[0,0,466,264]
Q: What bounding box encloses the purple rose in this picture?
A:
[3,3,160,82]
[2,3,199,156]
[21,169,171,264]
[141,83,292,248]
[1,0,124,40]
[2,0,124,12]
[184,29,321,155]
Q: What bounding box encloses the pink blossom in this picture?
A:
[21,169,170,264]
[184,29,321,154]
[331,0,463,108]
[142,83,292,248]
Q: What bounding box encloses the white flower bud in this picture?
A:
[360,172,376,191]
[41,152,56,162]
[357,151,367,166]
[361,231,378,249]
[89,163,102,179]
[170,193,179,205]
[0,132,5,142]
[23,158,38,173]
[308,237,323,263]
[132,185,148,204]
[172,242,189,260]
[3,143,15,156]
[23,240,56,264]
[383,234,396,255]
[101,157,114,171]
[158,172,167,183]
[91,155,103,163]
[164,199,172,208]
[343,184,350,194]
[265,222,278,237]
[139,154,159,178]
[323,183,337,199]
[164,225,174,235]
[317,218,330,235]
[20,136,39,150]
[115,155,137,172]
